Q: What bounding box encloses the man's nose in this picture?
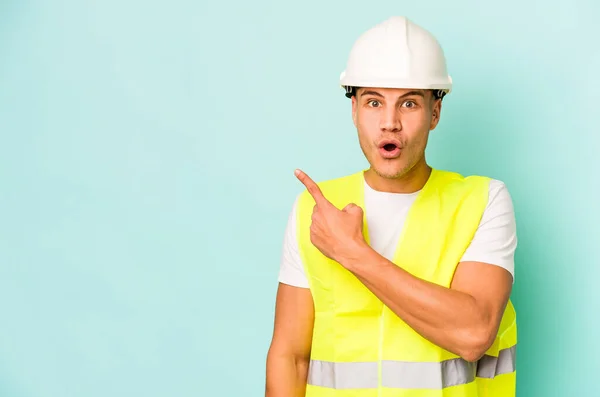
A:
[380,106,401,132]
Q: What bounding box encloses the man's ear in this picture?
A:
[430,98,442,130]
[351,95,358,126]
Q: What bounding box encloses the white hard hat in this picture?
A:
[340,16,452,99]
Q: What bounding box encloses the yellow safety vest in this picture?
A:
[296,168,517,397]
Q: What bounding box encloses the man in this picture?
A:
[265,16,517,397]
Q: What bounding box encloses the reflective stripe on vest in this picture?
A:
[308,345,516,390]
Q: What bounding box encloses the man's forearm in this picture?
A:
[265,352,309,397]
[342,246,497,362]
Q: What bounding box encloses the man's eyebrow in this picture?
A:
[359,90,426,99]
[360,90,384,98]
[401,90,425,98]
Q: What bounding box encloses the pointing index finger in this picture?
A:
[295,169,330,208]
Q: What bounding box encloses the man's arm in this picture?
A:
[265,283,314,397]
[342,180,516,362]
[345,251,513,362]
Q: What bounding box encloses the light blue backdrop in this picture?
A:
[1,1,598,396]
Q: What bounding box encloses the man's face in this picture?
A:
[351,87,442,180]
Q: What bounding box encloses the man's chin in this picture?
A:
[370,163,409,180]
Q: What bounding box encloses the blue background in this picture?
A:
[1,1,598,396]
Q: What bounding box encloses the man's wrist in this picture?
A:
[337,240,376,271]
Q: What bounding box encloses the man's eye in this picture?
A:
[367,100,380,107]
[403,100,416,108]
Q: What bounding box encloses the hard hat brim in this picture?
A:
[339,72,453,95]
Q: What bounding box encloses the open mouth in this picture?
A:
[378,140,401,158]
[383,143,398,152]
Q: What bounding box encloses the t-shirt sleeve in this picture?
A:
[460,179,517,281]
[277,194,310,288]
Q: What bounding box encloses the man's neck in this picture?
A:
[364,161,432,194]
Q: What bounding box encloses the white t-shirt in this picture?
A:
[278,178,517,288]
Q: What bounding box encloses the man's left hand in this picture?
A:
[295,169,367,265]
